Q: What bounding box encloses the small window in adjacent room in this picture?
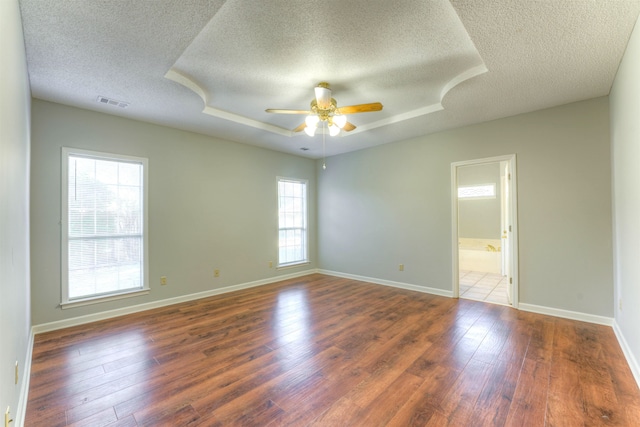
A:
[458,183,496,199]
[277,177,308,267]
[61,148,149,307]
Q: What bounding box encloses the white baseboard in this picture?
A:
[15,329,34,427]
[518,303,613,326]
[613,320,640,390]
[319,271,617,330]
[319,272,613,327]
[318,269,453,298]
[32,269,318,334]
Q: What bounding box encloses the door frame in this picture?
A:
[451,154,519,308]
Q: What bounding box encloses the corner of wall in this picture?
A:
[613,320,640,389]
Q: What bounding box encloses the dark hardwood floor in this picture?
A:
[25,274,640,426]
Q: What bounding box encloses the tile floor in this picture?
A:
[459,270,511,306]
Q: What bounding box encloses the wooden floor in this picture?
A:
[26,274,640,426]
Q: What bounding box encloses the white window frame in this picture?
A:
[277,177,309,268]
[457,183,496,200]
[61,147,149,308]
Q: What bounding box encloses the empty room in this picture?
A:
[3,0,640,425]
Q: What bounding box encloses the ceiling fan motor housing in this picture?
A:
[314,82,333,110]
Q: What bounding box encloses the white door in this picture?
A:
[501,161,512,304]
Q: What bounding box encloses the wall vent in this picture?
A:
[96,96,130,109]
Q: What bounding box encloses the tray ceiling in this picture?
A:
[19,0,640,158]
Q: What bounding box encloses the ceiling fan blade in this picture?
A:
[292,122,306,133]
[337,102,383,114]
[342,121,356,132]
[265,109,312,114]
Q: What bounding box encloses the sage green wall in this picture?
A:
[318,97,613,317]
[1,0,32,421]
[30,100,317,325]
[610,14,640,379]
[457,162,501,240]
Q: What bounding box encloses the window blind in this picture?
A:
[278,178,308,266]
[67,155,144,299]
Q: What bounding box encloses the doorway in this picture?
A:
[451,155,518,308]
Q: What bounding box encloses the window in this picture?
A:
[458,183,496,199]
[61,148,149,307]
[278,177,308,267]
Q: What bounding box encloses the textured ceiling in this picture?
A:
[19,0,640,158]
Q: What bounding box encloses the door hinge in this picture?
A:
[509,225,512,232]
[508,173,511,180]
[509,277,513,284]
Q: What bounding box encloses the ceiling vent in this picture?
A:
[96,96,130,109]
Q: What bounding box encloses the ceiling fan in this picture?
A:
[265,82,383,136]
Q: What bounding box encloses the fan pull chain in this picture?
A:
[322,124,327,170]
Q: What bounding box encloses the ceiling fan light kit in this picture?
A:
[333,114,347,128]
[266,82,383,137]
[304,124,316,136]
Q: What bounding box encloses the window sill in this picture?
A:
[277,261,311,270]
[61,288,150,310]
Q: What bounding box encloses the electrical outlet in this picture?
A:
[214,269,220,278]
[15,362,18,385]
[399,264,404,271]
[160,276,167,286]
